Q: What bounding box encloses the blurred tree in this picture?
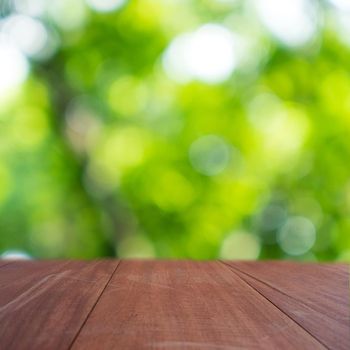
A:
[0,0,350,261]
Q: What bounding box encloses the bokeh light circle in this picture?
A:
[189,135,231,176]
[220,231,261,260]
[1,250,32,260]
[278,216,316,256]
[0,34,28,96]
[86,0,127,13]
[255,0,317,47]
[3,15,49,58]
[163,24,238,83]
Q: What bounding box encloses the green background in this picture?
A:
[1,0,350,261]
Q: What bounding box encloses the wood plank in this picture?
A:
[0,260,118,350]
[223,261,350,350]
[0,260,13,268]
[0,260,69,307]
[71,260,325,349]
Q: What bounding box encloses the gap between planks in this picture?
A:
[219,261,329,350]
[225,263,315,311]
[67,260,122,350]
[70,260,328,349]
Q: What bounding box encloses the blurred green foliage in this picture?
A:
[1,0,350,261]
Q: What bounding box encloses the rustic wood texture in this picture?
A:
[223,261,350,350]
[0,260,11,268]
[0,260,118,350]
[0,260,348,350]
[72,261,324,349]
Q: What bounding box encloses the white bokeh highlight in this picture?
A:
[2,15,48,58]
[328,0,350,11]
[163,24,238,84]
[86,0,127,13]
[0,34,29,97]
[255,0,317,47]
[1,250,32,260]
[14,0,47,17]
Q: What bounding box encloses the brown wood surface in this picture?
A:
[0,260,348,350]
[0,260,12,268]
[223,261,350,350]
[0,260,118,350]
[71,260,326,350]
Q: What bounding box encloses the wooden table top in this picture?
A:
[0,260,348,350]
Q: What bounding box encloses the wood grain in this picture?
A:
[0,260,118,350]
[70,260,325,350]
[223,261,350,350]
[0,260,68,308]
[0,260,12,268]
